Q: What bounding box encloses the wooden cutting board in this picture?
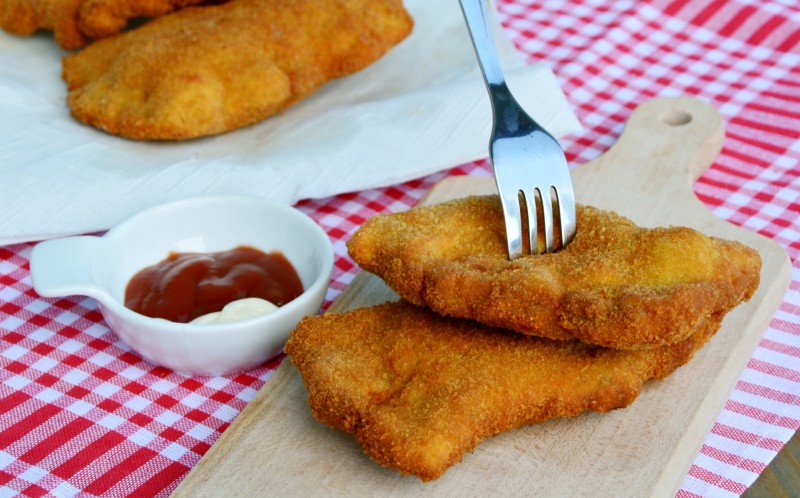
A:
[172,97,791,497]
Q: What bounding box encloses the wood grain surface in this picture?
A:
[743,429,800,498]
[172,97,792,498]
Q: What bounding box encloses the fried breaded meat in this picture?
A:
[347,195,761,350]
[0,0,227,48]
[61,0,413,140]
[286,300,723,481]
[1,0,86,49]
[76,0,217,39]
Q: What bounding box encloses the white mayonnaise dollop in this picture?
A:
[190,297,279,325]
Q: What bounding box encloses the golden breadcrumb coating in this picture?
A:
[61,0,413,140]
[1,0,86,49]
[347,195,761,349]
[286,300,723,481]
[77,0,219,39]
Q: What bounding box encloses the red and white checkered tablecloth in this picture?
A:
[1,0,799,496]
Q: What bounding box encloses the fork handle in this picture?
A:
[458,0,505,88]
[458,0,534,136]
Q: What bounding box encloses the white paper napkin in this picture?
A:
[0,0,581,245]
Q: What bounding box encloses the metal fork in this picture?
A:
[458,0,576,258]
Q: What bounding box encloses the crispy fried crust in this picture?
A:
[76,0,218,39]
[0,0,229,48]
[347,195,761,349]
[1,0,87,49]
[61,0,413,140]
[285,300,722,481]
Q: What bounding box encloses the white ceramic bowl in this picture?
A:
[30,195,333,376]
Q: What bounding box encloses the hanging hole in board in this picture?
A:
[660,110,692,126]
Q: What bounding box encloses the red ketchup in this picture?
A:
[125,245,303,323]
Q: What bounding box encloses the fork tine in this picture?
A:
[555,186,576,249]
[521,190,537,256]
[498,186,524,259]
[539,187,555,253]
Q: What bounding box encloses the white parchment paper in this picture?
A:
[0,0,581,244]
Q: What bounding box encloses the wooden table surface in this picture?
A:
[744,429,800,498]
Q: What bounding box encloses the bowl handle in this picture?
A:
[30,236,105,299]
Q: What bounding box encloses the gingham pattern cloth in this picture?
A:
[1,0,799,496]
